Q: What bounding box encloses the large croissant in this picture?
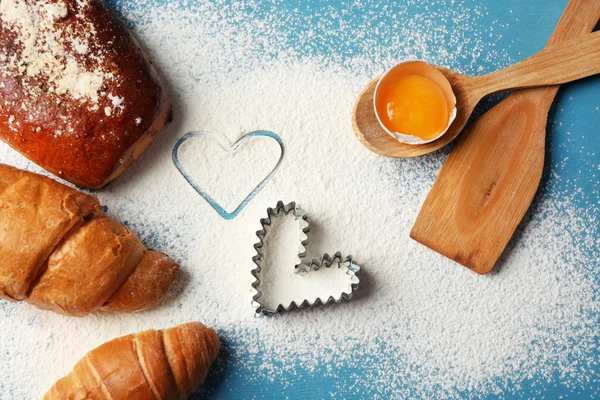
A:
[44,322,221,400]
[0,163,179,316]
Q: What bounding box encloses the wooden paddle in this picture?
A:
[410,0,600,274]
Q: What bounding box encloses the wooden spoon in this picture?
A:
[353,29,600,158]
[410,0,600,274]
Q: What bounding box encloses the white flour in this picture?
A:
[0,0,113,104]
[0,0,599,399]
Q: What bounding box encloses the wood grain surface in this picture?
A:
[411,0,600,274]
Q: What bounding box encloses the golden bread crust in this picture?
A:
[45,323,221,400]
[0,163,179,317]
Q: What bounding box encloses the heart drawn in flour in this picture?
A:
[251,201,360,315]
[172,131,285,220]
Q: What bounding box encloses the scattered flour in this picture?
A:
[0,0,598,399]
[42,2,69,23]
[0,0,115,104]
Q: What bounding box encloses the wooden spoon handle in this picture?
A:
[545,0,600,48]
[475,29,600,95]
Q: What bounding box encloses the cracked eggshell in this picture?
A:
[373,60,457,145]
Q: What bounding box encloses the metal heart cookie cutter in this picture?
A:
[251,201,360,315]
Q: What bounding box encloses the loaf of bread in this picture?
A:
[44,322,221,400]
[0,0,171,188]
[0,163,179,316]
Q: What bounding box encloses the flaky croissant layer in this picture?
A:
[44,322,221,400]
[0,163,179,316]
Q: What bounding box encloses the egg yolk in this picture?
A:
[376,74,449,141]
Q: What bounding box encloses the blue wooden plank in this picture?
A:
[105,1,599,398]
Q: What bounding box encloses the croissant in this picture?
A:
[0,163,179,316]
[44,322,221,400]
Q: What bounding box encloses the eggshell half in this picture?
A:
[373,60,457,145]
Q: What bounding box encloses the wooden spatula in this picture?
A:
[410,0,600,275]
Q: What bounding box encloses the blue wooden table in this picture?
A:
[107,1,598,398]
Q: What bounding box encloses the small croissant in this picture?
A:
[44,322,221,400]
